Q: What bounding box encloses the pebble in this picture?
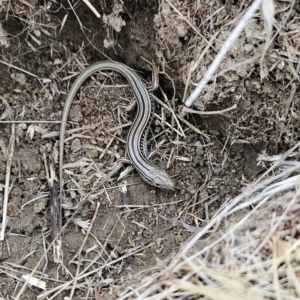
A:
[71,138,81,153]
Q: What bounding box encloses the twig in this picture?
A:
[42,122,102,138]
[42,148,62,263]
[49,163,61,263]
[0,59,51,84]
[120,181,129,205]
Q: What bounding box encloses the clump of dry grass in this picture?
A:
[117,142,300,299]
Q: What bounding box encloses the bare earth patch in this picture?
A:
[0,0,300,299]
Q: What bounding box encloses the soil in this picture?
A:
[0,0,299,299]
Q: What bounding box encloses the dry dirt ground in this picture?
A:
[0,0,299,299]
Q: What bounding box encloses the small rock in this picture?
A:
[71,138,81,153]
[33,198,48,214]
[15,73,27,85]
[244,43,253,52]
[196,148,204,156]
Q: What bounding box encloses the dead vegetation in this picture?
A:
[117,143,300,299]
[0,0,300,299]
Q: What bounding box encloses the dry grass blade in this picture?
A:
[0,97,12,120]
[0,124,15,241]
[0,59,51,83]
[0,120,61,124]
[180,143,300,256]
[69,201,100,298]
[182,104,237,115]
[0,23,9,47]
[182,31,220,103]
[165,0,214,46]
[260,0,275,62]
[152,94,202,138]
[15,187,96,299]
[37,243,155,299]
[185,0,263,107]
[261,0,275,43]
[151,94,185,137]
[81,0,100,18]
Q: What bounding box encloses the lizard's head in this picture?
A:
[140,168,176,190]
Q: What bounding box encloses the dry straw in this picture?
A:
[118,142,300,299]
